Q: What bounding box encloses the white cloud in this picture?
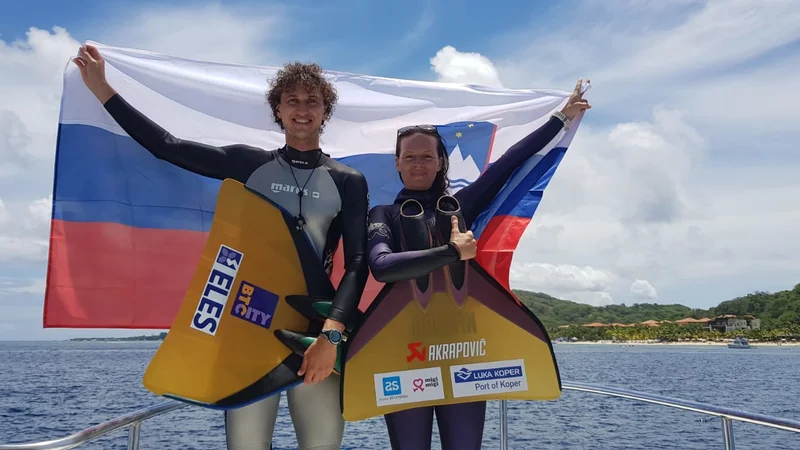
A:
[630,280,658,300]
[25,197,51,233]
[353,1,435,75]
[430,45,503,88]
[0,26,78,185]
[0,3,287,261]
[427,3,800,308]
[0,27,75,267]
[483,0,800,149]
[0,5,289,339]
[95,3,287,65]
[592,1,800,82]
[488,0,800,88]
[0,277,46,295]
[672,56,800,135]
[0,196,51,262]
[510,262,616,306]
[516,108,800,285]
[2,1,800,341]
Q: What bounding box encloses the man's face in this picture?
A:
[276,85,326,141]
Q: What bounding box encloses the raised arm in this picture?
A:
[367,207,472,283]
[73,44,265,182]
[326,171,371,327]
[103,94,265,182]
[455,114,566,226]
[455,78,592,226]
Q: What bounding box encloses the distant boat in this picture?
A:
[727,337,751,349]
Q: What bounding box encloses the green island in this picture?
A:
[69,283,800,344]
[69,332,167,342]
[530,282,800,343]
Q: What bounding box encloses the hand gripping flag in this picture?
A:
[44,41,586,328]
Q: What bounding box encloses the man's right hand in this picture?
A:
[72,44,116,104]
[449,215,477,260]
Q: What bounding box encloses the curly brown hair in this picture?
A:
[266,62,339,132]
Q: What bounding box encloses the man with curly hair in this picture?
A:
[73,44,369,450]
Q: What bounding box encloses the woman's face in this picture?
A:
[396,133,442,190]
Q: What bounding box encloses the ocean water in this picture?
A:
[1,341,798,449]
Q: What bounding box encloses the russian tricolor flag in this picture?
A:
[44,41,584,329]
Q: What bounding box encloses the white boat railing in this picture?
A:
[1,381,798,450]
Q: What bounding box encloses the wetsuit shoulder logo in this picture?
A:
[190,245,243,336]
[270,182,321,199]
[323,249,334,274]
[367,222,391,240]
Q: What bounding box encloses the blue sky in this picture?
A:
[1,0,799,340]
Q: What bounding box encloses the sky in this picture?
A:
[1,0,799,340]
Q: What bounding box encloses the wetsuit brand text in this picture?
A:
[270,182,320,198]
[230,281,279,329]
[190,245,243,336]
[449,359,528,398]
[406,338,486,362]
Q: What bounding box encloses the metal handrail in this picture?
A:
[495,382,800,450]
[1,381,798,450]
[0,401,186,450]
[563,382,800,434]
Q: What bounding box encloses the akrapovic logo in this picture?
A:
[407,338,487,362]
[270,182,320,198]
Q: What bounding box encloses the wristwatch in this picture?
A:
[552,110,570,127]
[320,329,343,346]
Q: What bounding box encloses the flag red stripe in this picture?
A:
[475,215,531,295]
[43,220,207,328]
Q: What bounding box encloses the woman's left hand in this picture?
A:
[561,78,592,120]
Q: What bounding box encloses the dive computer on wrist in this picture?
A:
[320,329,343,346]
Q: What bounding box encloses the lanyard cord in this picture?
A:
[283,148,323,231]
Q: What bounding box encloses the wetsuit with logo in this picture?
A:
[102,94,370,450]
[366,114,566,450]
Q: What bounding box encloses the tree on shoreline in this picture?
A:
[547,322,800,342]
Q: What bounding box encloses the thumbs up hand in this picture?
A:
[449,215,476,260]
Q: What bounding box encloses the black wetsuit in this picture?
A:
[102,94,369,450]
[366,114,566,450]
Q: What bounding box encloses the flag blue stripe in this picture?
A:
[334,154,405,207]
[53,123,568,233]
[53,124,221,230]
[53,124,411,229]
[472,146,567,239]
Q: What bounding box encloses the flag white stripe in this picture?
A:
[60,41,573,163]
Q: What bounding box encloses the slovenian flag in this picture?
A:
[44,41,584,329]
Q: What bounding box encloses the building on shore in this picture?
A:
[560,314,760,331]
[706,314,760,332]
